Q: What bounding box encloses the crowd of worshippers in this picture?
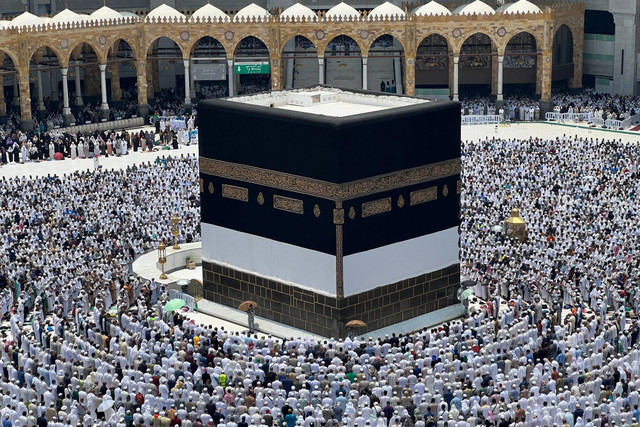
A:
[0,131,640,427]
[0,120,195,165]
[460,93,540,121]
[552,89,640,123]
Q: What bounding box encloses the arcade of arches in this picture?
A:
[0,1,584,130]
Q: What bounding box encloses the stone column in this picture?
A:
[227,59,234,97]
[270,56,280,91]
[452,55,459,101]
[110,62,122,102]
[0,82,6,118]
[394,57,403,94]
[285,58,294,89]
[74,64,83,107]
[403,55,415,96]
[540,49,553,115]
[136,60,149,120]
[362,56,368,90]
[36,69,46,113]
[12,75,19,108]
[318,57,325,85]
[18,71,33,131]
[99,63,109,119]
[497,55,504,103]
[183,59,191,108]
[50,70,58,107]
[61,67,73,125]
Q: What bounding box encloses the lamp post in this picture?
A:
[171,214,180,250]
[158,243,168,279]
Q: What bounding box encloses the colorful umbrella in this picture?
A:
[164,298,185,312]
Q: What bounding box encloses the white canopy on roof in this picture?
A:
[368,2,405,20]
[281,3,316,22]
[50,8,85,26]
[455,0,495,15]
[504,0,541,14]
[190,3,229,22]
[326,2,360,20]
[413,1,451,16]
[7,11,44,29]
[145,4,185,22]
[233,3,270,22]
[90,6,123,22]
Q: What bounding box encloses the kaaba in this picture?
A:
[198,87,461,337]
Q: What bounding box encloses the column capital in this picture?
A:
[61,68,68,76]
[99,63,107,72]
[362,56,368,65]
[498,55,504,63]
[184,59,190,68]
[227,58,234,66]
[318,57,325,65]
[453,55,459,64]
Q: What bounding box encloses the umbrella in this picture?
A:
[346,320,367,328]
[176,279,190,287]
[164,298,185,312]
[460,288,474,302]
[238,301,258,311]
[97,400,115,412]
[492,225,503,233]
[461,280,476,288]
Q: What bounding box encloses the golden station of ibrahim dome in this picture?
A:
[0,0,584,130]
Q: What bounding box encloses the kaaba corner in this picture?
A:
[198,86,461,338]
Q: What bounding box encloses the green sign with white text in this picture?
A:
[235,63,270,74]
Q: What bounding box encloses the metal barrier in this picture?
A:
[461,114,503,125]
[545,112,562,121]
[168,289,196,310]
[60,117,144,134]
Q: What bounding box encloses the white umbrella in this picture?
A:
[98,400,115,412]
[492,225,503,233]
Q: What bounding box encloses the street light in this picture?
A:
[158,243,168,279]
[171,214,180,250]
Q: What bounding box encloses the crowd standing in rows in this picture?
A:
[3,89,640,427]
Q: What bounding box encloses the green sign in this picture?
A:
[235,63,270,74]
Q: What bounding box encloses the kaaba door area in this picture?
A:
[199,87,461,337]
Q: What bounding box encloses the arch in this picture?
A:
[459,32,496,93]
[107,38,139,111]
[364,33,407,54]
[0,50,19,111]
[323,34,364,56]
[280,34,319,55]
[146,36,187,99]
[282,35,319,89]
[0,48,20,73]
[68,39,105,64]
[188,35,228,58]
[504,31,540,55]
[552,24,573,66]
[231,35,271,58]
[503,31,538,91]
[147,35,185,59]
[189,36,229,99]
[28,43,66,69]
[416,34,451,90]
[29,45,64,117]
[109,36,140,62]
[324,35,363,91]
[416,31,454,51]
[233,36,271,95]
[367,34,405,93]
